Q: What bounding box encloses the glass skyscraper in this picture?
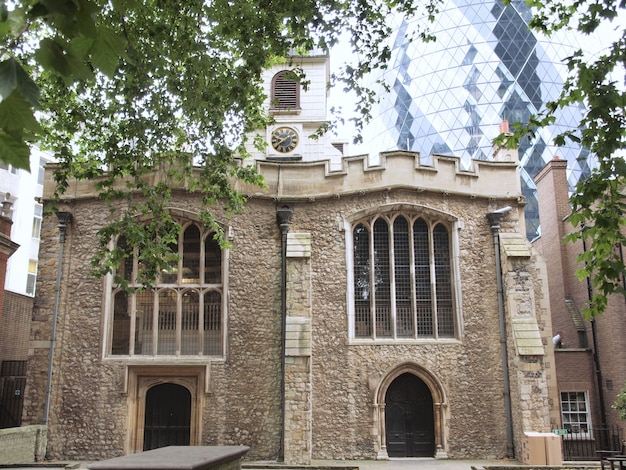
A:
[364,0,598,238]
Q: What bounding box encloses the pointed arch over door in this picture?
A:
[385,373,434,457]
[374,363,448,459]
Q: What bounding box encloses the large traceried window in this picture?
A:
[352,213,456,340]
[110,222,224,357]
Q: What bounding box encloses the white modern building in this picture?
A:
[1,148,52,297]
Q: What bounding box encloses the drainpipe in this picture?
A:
[276,205,293,462]
[581,225,608,437]
[44,211,73,426]
[486,206,515,459]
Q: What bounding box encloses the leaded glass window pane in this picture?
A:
[204,290,222,355]
[157,289,177,355]
[182,225,201,283]
[434,224,454,337]
[111,291,130,355]
[135,291,154,355]
[394,217,413,337]
[353,223,372,337]
[352,212,456,341]
[414,218,433,336]
[110,221,224,357]
[373,218,392,337]
[205,236,221,284]
[181,290,200,355]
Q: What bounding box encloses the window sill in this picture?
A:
[103,356,225,365]
[348,337,461,346]
[270,107,302,115]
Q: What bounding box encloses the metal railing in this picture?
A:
[562,426,623,461]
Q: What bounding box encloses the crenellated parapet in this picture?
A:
[43,150,522,204]
[241,150,521,202]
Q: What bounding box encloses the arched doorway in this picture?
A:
[385,372,435,457]
[143,383,191,450]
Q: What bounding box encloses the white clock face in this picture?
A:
[271,127,299,153]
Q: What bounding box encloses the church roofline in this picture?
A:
[43,151,522,206]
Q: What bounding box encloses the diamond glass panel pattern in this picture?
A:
[364,0,597,239]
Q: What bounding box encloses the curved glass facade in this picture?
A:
[364,0,598,238]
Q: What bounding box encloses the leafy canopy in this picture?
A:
[3,0,626,304]
[0,0,438,285]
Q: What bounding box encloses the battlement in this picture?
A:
[44,150,521,203]
[241,149,521,202]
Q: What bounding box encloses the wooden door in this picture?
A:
[385,373,435,457]
[143,383,191,451]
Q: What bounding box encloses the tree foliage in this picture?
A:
[494,0,626,318]
[0,0,439,285]
[4,0,626,301]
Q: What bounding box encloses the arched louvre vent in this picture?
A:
[272,71,299,110]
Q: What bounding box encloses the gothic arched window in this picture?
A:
[352,213,456,340]
[110,222,224,357]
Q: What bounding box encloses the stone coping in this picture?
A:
[87,446,250,470]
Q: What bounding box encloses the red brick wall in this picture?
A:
[534,157,626,436]
[0,291,33,361]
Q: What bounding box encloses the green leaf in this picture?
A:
[36,38,94,84]
[2,7,27,37]
[91,26,126,77]
[0,58,40,107]
[35,38,73,81]
[75,0,98,38]
[0,91,43,136]
[0,132,30,170]
[70,34,96,61]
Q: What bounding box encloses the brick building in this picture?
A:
[534,158,626,458]
[0,201,24,429]
[23,53,559,464]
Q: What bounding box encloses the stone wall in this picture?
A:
[0,425,46,464]
[24,153,555,463]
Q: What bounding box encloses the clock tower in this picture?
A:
[245,50,346,166]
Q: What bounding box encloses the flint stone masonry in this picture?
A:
[24,152,556,464]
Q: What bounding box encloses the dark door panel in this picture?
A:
[385,373,435,457]
[143,383,191,451]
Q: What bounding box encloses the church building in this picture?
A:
[23,52,559,464]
